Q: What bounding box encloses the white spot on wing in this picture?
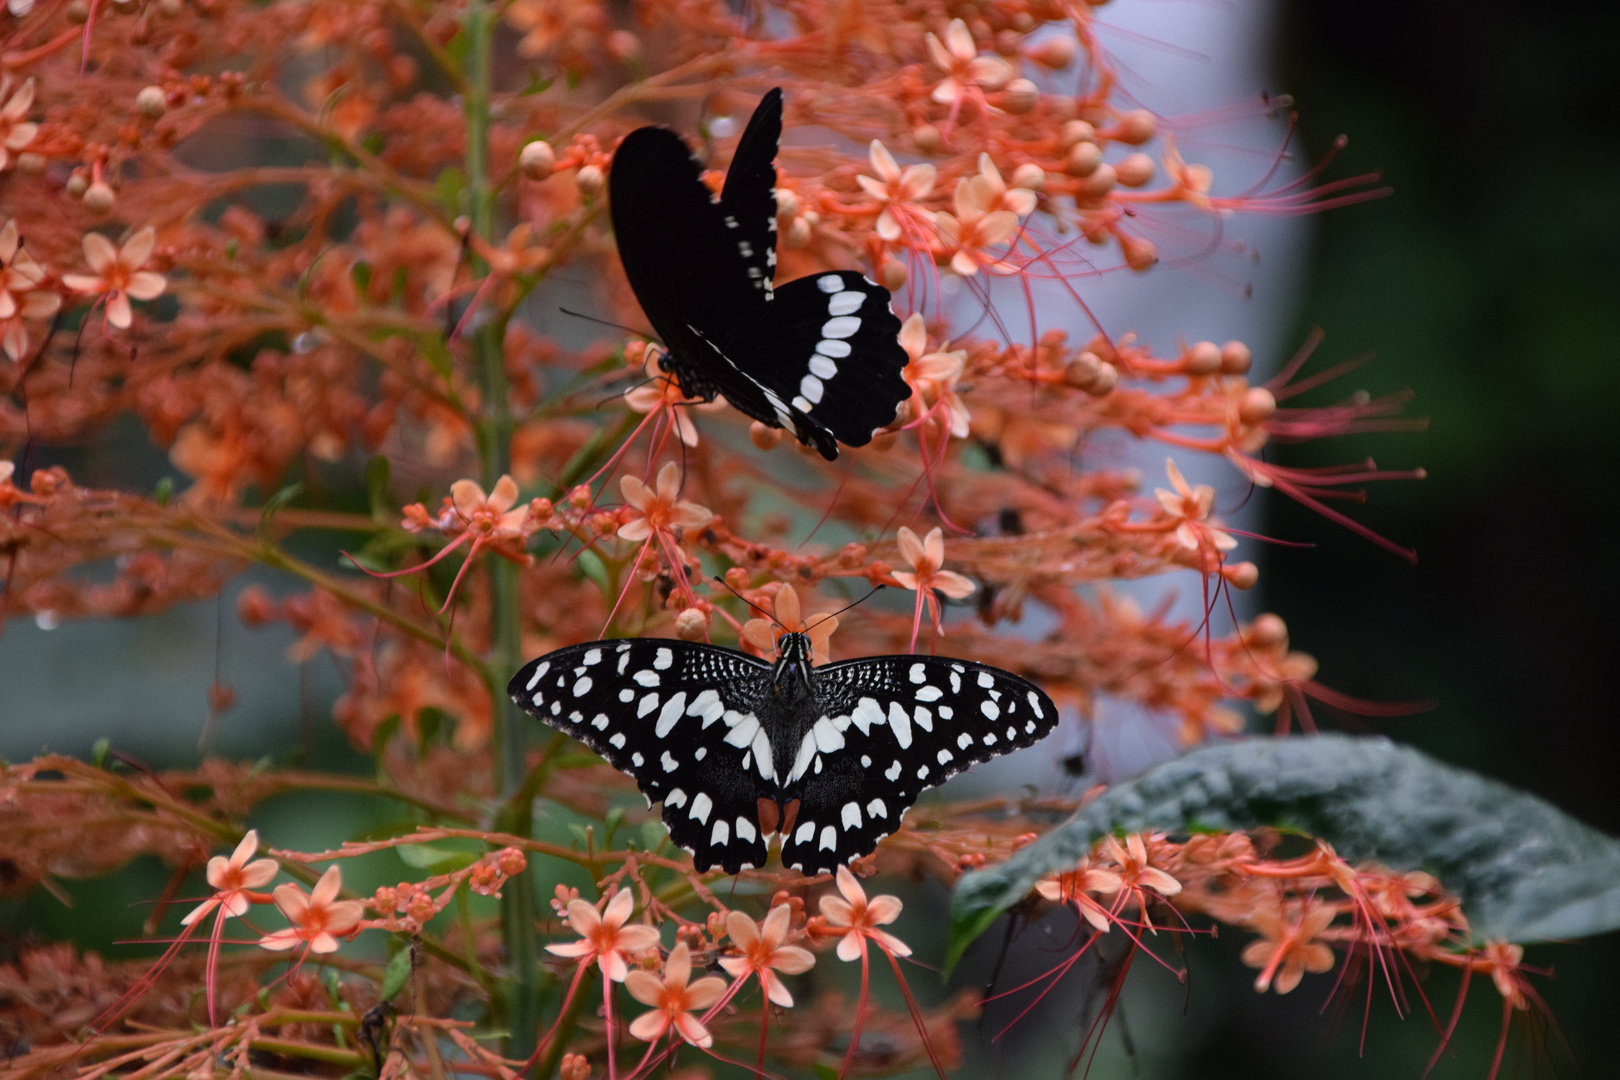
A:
[827,290,864,316]
[887,700,913,749]
[914,706,933,732]
[665,788,687,809]
[982,699,1000,721]
[638,693,660,718]
[813,715,845,752]
[799,373,824,403]
[654,648,674,670]
[841,802,862,829]
[819,825,837,851]
[915,684,943,702]
[809,355,838,379]
[736,817,757,843]
[711,819,730,846]
[815,338,852,358]
[867,798,888,819]
[661,751,678,772]
[525,661,550,690]
[978,671,995,689]
[690,792,713,824]
[908,663,927,684]
[655,692,687,737]
[885,760,902,780]
[817,274,843,293]
[795,821,816,845]
[633,669,660,687]
[821,316,861,339]
[610,732,627,748]
[583,649,602,666]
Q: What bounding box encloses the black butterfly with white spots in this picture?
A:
[609,88,911,460]
[509,633,1057,875]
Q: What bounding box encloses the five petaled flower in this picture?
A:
[0,78,38,171]
[625,941,729,1047]
[618,461,712,542]
[856,141,937,243]
[545,888,661,982]
[819,865,911,961]
[719,904,816,1007]
[741,583,838,665]
[258,865,367,955]
[933,176,1022,277]
[0,218,61,362]
[62,226,167,330]
[182,830,279,927]
[897,313,971,439]
[1036,859,1125,933]
[925,18,1014,111]
[1240,898,1338,994]
[1155,458,1238,555]
[891,525,976,647]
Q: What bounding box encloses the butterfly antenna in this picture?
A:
[711,575,780,628]
[558,307,658,339]
[824,582,886,619]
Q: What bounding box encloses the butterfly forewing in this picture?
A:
[509,640,774,873]
[774,655,1059,874]
[718,87,782,301]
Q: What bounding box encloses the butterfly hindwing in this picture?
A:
[721,270,910,452]
[777,655,1060,874]
[508,640,774,873]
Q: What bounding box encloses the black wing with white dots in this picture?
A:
[607,88,910,460]
[508,640,777,873]
[776,655,1059,874]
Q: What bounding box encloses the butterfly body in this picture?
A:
[509,633,1057,875]
[609,89,910,459]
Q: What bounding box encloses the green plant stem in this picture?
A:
[462,0,538,1062]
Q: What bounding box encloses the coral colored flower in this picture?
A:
[1240,899,1338,994]
[893,526,975,601]
[961,153,1037,218]
[925,18,1014,107]
[1473,941,1529,1010]
[544,888,661,983]
[897,313,971,438]
[450,474,533,554]
[819,865,911,960]
[181,830,279,926]
[258,865,366,955]
[1155,458,1237,553]
[719,905,816,1007]
[933,179,1021,276]
[1097,832,1184,900]
[1036,860,1125,933]
[741,583,838,665]
[625,348,723,447]
[856,141,937,242]
[0,78,37,170]
[0,218,60,362]
[625,942,729,1047]
[1162,135,1214,211]
[618,461,711,542]
[62,227,167,330]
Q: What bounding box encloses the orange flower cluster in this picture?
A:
[0,0,1458,1076]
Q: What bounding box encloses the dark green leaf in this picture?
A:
[364,454,392,521]
[519,74,553,97]
[434,166,465,218]
[351,260,372,295]
[947,734,1620,972]
[380,947,412,1002]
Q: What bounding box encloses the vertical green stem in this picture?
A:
[463,0,537,1062]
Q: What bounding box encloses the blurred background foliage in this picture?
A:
[3,0,1617,1076]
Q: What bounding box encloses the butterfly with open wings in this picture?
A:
[509,633,1057,875]
[609,88,911,460]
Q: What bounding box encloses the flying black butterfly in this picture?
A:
[509,633,1057,875]
[609,88,911,460]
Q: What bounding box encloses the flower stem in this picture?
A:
[462,0,537,1060]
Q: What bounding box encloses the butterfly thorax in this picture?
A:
[765,632,817,773]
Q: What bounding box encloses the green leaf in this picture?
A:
[90,738,110,769]
[258,482,305,538]
[397,843,476,872]
[364,454,392,522]
[519,73,553,97]
[153,476,173,506]
[947,734,1620,973]
[380,947,412,1002]
[575,547,609,593]
[351,260,372,296]
[417,332,454,381]
[434,166,465,218]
